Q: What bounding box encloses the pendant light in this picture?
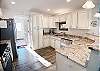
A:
[82,0,95,9]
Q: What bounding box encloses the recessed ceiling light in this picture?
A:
[11,2,16,4]
[66,0,71,2]
[47,9,50,11]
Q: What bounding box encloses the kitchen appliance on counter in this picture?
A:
[49,28,57,35]
[43,28,50,35]
[43,28,57,35]
[0,43,13,71]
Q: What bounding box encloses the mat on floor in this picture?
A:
[35,46,56,64]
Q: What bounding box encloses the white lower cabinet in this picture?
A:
[50,36,55,48]
[43,35,50,47]
[56,52,87,71]
[55,39,60,48]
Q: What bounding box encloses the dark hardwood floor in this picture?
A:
[14,48,47,71]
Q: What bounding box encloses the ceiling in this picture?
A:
[1,0,99,16]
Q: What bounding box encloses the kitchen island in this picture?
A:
[44,32,100,71]
[56,50,100,71]
[51,33,100,71]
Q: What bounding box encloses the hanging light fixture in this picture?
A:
[82,0,95,9]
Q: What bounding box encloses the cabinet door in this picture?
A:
[32,14,43,50]
[43,16,49,28]
[32,15,37,27]
[71,12,78,28]
[54,16,59,22]
[55,39,60,48]
[78,10,90,29]
[32,29,39,50]
[43,36,50,47]
[50,36,55,48]
[38,29,43,49]
[49,17,56,28]
[65,14,72,28]
[59,14,66,22]
[38,15,43,28]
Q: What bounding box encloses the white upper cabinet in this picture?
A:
[77,10,90,29]
[71,11,78,28]
[52,9,91,29]
[32,14,43,28]
[54,16,59,22]
[43,16,49,28]
[48,17,56,28]
[66,13,72,28]
[59,14,66,22]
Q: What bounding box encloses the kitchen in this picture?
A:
[0,0,100,71]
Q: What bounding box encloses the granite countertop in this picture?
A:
[49,33,99,51]
[56,44,91,67]
[44,33,99,67]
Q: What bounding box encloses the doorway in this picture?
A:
[15,16,29,48]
